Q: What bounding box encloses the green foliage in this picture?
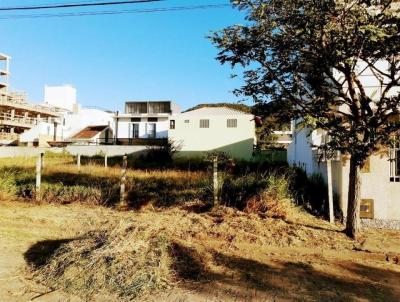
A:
[290,169,329,216]
[211,0,400,164]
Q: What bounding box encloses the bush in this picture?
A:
[245,174,294,219]
[290,168,328,216]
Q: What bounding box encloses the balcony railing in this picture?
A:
[0,112,61,127]
[0,94,61,115]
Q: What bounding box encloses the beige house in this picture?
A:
[288,127,400,221]
[288,58,400,222]
[168,107,256,160]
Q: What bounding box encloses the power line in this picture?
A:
[0,0,164,11]
[0,3,231,20]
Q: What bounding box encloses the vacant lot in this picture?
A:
[1,200,399,302]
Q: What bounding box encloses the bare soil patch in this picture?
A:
[1,200,399,301]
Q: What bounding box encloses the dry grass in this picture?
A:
[0,155,209,207]
[2,155,399,301]
[20,202,400,302]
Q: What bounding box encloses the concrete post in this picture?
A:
[36,152,44,200]
[118,154,128,209]
[213,156,219,206]
[105,154,108,168]
[77,154,81,170]
[327,159,334,223]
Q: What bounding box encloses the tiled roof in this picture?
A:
[181,106,251,116]
[72,125,108,139]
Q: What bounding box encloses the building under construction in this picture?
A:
[0,53,62,146]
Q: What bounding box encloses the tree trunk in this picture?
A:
[345,157,361,239]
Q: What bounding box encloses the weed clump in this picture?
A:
[31,221,176,301]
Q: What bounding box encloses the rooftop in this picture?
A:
[0,53,10,60]
[181,106,252,116]
[72,125,108,139]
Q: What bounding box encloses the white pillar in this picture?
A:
[327,160,334,223]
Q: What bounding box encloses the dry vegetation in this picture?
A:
[13,201,400,302]
[1,154,399,301]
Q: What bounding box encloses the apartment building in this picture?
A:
[0,54,62,146]
[114,100,180,145]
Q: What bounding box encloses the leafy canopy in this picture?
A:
[211,0,400,164]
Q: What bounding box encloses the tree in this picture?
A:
[211,0,400,238]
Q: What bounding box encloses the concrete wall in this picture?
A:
[168,114,255,160]
[0,145,147,158]
[338,154,400,220]
[288,128,317,174]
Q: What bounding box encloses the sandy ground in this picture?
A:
[0,201,113,301]
[1,200,399,302]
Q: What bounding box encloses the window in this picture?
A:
[132,123,139,138]
[227,119,237,128]
[131,117,141,122]
[126,103,147,114]
[148,117,158,122]
[170,120,175,129]
[389,140,400,182]
[184,120,190,123]
[147,123,156,138]
[200,119,209,128]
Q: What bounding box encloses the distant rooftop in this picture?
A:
[72,125,108,139]
[0,53,10,60]
[125,100,173,104]
[181,106,252,116]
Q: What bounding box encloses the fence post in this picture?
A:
[213,156,219,206]
[77,153,81,170]
[327,159,334,223]
[118,154,128,209]
[104,153,108,168]
[36,152,43,201]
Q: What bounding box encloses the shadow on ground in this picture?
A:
[24,239,76,268]
[171,241,400,302]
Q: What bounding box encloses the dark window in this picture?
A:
[132,123,139,138]
[147,123,156,138]
[200,119,210,128]
[148,117,158,122]
[227,119,237,128]
[170,120,175,129]
[131,117,141,122]
[184,120,190,123]
[126,103,147,114]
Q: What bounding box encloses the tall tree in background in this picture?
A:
[211,0,400,238]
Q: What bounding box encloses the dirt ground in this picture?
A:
[0,200,399,302]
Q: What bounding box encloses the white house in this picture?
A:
[168,107,256,160]
[288,59,400,222]
[114,100,180,144]
[19,86,113,146]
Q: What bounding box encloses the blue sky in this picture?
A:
[0,0,247,111]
